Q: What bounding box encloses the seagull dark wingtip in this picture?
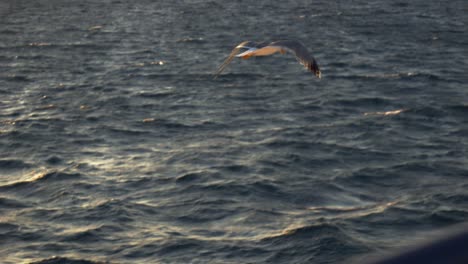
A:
[308,61,321,79]
[316,70,322,79]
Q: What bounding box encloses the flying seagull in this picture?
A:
[214,40,321,78]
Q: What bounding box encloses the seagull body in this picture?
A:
[215,40,321,78]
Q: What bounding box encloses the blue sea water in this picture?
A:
[0,0,467,263]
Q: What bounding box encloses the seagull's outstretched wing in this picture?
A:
[214,41,250,78]
[270,40,321,78]
[214,41,266,78]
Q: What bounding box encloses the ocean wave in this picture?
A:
[0,222,21,234]
[176,37,206,43]
[136,91,175,99]
[30,256,106,264]
[0,196,28,209]
[78,199,136,223]
[0,170,82,190]
[58,224,124,244]
[0,159,32,170]
[3,74,33,82]
[259,222,370,263]
[104,126,151,136]
[329,71,446,81]
[364,108,406,116]
[334,97,394,107]
[175,171,209,183]
[446,104,468,119]
[266,222,343,240]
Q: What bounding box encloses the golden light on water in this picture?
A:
[364,109,406,116]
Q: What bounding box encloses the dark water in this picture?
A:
[1,0,468,263]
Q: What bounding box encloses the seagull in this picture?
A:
[214,40,321,78]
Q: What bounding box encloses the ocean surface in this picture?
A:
[1,0,467,263]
